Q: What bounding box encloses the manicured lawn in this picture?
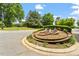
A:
[0,27,38,31]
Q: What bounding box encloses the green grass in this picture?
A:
[0,27,38,31]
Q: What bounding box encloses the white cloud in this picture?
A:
[72,6,79,9]
[38,11,42,14]
[53,15,61,19]
[72,1,79,6]
[68,16,77,19]
[35,4,44,10]
[70,10,79,15]
[70,3,79,16]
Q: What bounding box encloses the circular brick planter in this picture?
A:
[32,29,72,43]
[22,37,79,55]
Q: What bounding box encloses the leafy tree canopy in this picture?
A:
[0,3,24,27]
[41,13,54,26]
[25,10,42,28]
[56,18,75,27]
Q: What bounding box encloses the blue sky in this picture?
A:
[21,3,79,20]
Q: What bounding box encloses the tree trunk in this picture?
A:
[1,11,5,30]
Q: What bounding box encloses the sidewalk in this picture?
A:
[72,29,79,34]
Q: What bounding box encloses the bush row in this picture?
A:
[43,25,72,33]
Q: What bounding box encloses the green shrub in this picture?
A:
[0,21,2,27]
[68,36,76,44]
[44,25,72,33]
[74,26,79,29]
[12,23,22,27]
[63,29,68,32]
[43,41,48,47]
[23,19,43,28]
[56,18,75,27]
[27,35,36,44]
[4,20,12,27]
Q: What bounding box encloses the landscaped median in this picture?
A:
[22,37,79,55]
[21,25,79,55]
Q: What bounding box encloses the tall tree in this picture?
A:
[0,3,24,28]
[65,18,75,26]
[77,20,79,26]
[55,17,60,25]
[41,13,54,26]
[56,18,75,27]
[25,10,42,28]
[0,4,7,29]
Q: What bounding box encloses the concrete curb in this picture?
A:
[22,37,79,55]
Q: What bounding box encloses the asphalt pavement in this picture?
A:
[0,29,79,56]
[0,30,41,56]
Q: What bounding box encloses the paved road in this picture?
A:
[0,30,41,56]
[74,34,79,42]
[0,30,79,56]
[72,29,79,42]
